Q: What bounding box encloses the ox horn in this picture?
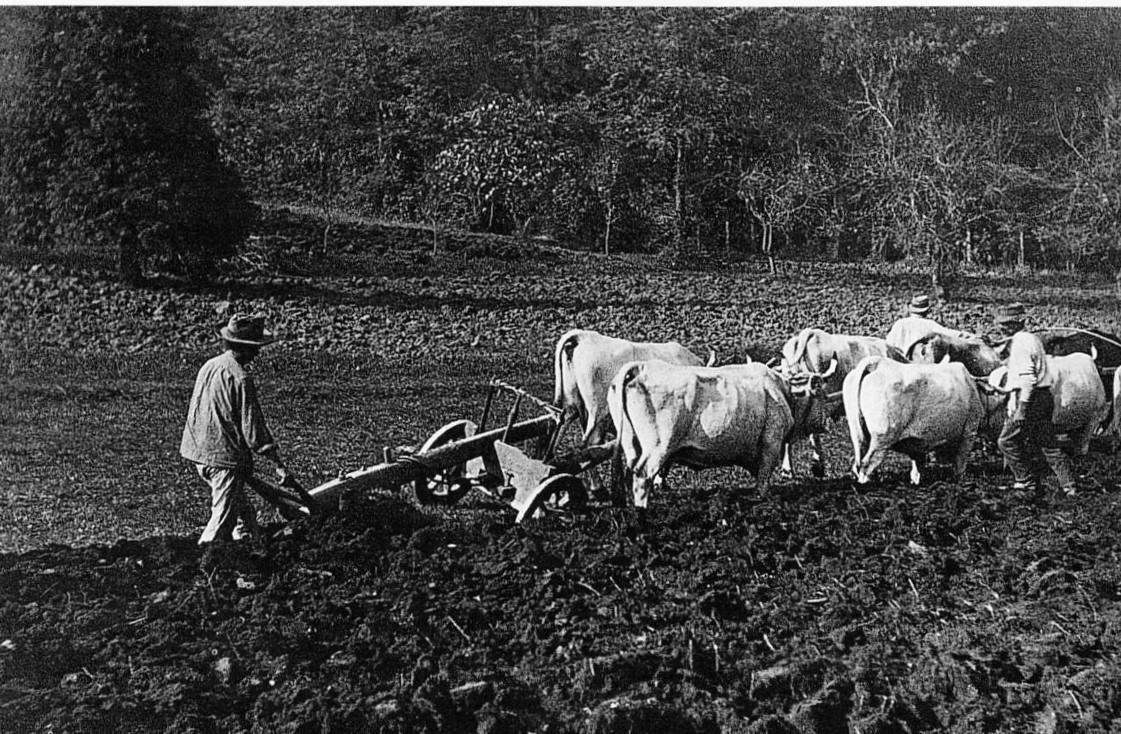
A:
[820,358,838,379]
[984,366,1015,394]
[1092,344,1099,363]
[765,357,779,368]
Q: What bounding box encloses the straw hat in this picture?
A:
[908,294,931,315]
[219,314,277,346]
[995,303,1026,325]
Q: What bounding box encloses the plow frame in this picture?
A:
[302,379,618,522]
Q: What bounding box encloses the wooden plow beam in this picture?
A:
[306,414,560,508]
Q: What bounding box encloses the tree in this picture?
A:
[0,7,253,283]
[739,153,834,271]
[820,8,1009,291]
[584,8,755,260]
[431,94,583,236]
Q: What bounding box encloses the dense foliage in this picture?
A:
[3,7,1121,279]
[0,7,254,283]
[204,7,1121,274]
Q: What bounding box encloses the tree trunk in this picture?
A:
[671,137,684,261]
[761,222,776,274]
[604,199,613,256]
[118,222,143,285]
[767,226,776,274]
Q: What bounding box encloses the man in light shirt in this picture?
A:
[181,313,290,544]
[994,303,1076,495]
[885,294,967,358]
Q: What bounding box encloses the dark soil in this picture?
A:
[4,472,1121,733]
[2,210,1121,732]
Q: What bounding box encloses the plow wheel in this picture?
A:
[413,419,476,505]
[516,473,589,523]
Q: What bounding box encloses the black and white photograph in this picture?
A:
[2,6,1121,732]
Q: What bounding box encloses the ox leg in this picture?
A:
[632,443,669,507]
[755,443,783,497]
[906,453,926,486]
[950,434,975,483]
[654,463,669,496]
[1070,423,1095,457]
[809,433,826,478]
[854,438,890,484]
[631,474,651,510]
[606,444,629,507]
[582,418,613,496]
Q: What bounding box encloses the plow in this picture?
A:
[247,380,619,524]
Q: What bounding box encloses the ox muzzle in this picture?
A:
[785,358,839,434]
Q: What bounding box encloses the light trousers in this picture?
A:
[195,464,261,545]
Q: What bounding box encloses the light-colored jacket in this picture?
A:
[180,351,276,470]
[1005,331,1052,404]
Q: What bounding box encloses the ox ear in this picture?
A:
[820,358,838,379]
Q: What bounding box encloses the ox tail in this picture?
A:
[788,328,814,371]
[843,356,881,470]
[1111,369,1121,438]
[617,363,646,474]
[553,329,582,407]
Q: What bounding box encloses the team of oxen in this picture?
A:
[553,325,1121,509]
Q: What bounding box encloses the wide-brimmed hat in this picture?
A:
[219,313,277,346]
[995,302,1026,325]
[908,294,932,315]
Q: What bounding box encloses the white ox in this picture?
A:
[988,352,1108,456]
[607,360,828,508]
[553,328,710,445]
[777,328,908,477]
[843,356,1005,485]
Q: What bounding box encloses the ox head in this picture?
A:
[907,335,946,365]
[910,333,1003,377]
[784,358,838,437]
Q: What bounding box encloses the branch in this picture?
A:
[1052,100,1088,164]
[854,64,896,134]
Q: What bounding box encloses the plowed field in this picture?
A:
[3,216,1121,733]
